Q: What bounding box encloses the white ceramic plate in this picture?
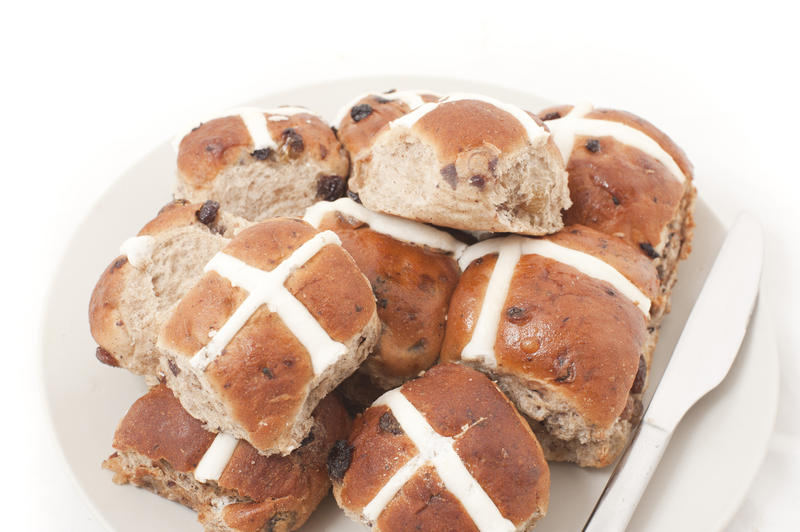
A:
[41,77,779,532]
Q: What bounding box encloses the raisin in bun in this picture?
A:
[103,385,349,532]
[441,225,659,467]
[333,90,439,156]
[539,104,696,320]
[347,93,571,236]
[304,198,464,399]
[157,218,379,456]
[89,200,250,379]
[175,106,349,221]
[329,363,549,532]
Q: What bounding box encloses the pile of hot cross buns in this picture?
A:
[89,89,695,532]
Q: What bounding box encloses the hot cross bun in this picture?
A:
[175,106,349,221]
[103,385,349,532]
[329,363,549,531]
[347,93,571,236]
[441,225,659,467]
[157,218,379,455]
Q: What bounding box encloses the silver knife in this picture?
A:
[583,212,763,532]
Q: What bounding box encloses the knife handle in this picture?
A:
[583,421,672,532]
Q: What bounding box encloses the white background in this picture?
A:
[2,1,798,530]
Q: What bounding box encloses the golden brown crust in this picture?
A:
[414,100,528,164]
[286,243,377,343]
[205,303,316,449]
[336,371,388,414]
[540,105,694,256]
[336,93,438,155]
[338,405,418,509]
[540,105,693,175]
[106,386,350,532]
[140,198,232,236]
[377,466,479,532]
[316,211,460,386]
[158,270,244,357]
[586,108,693,177]
[335,364,549,529]
[159,218,376,451]
[265,113,343,169]
[439,266,491,371]
[498,256,644,428]
[401,364,550,524]
[143,198,194,230]
[177,111,348,190]
[441,256,642,429]
[112,384,215,472]
[88,255,131,367]
[178,117,250,188]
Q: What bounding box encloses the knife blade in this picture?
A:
[583,211,763,532]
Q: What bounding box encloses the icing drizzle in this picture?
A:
[459,235,651,367]
[193,432,238,483]
[362,389,515,532]
[459,239,523,367]
[189,230,347,375]
[303,198,467,255]
[545,103,686,182]
[119,235,155,269]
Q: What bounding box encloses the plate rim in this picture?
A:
[37,75,780,532]
[709,295,780,530]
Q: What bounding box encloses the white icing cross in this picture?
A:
[119,235,155,269]
[389,93,549,145]
[172,106,319,152]
[545,103,686,183]
[362,389,515,532]
[189,230,347,375]
[460,238,523,367]
[459,235,651,368]
[194,432,239,483]
[303,198,467,256]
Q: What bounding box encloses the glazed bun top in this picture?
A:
[442,224,659,429]
[88,199,249,375]
[390,93,551,159]
[333,363,549,532]
[176,106,348,190]
[539,103,693,256]
[158,218,377,452]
